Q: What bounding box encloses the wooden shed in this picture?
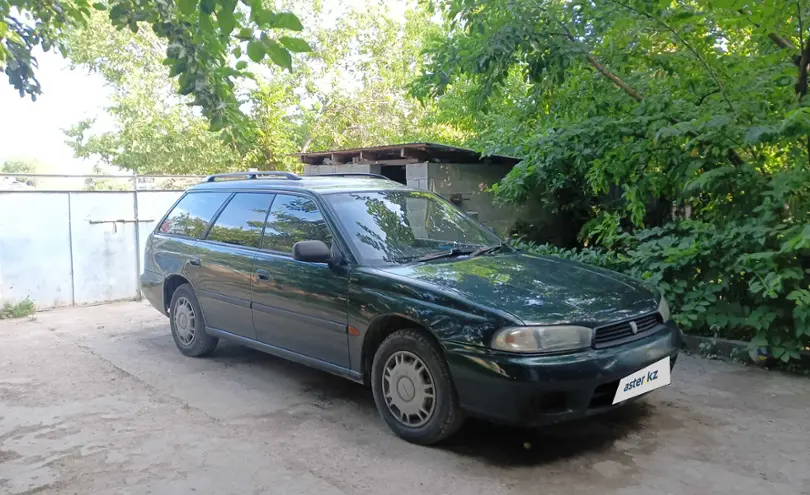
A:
[298,143,523,235]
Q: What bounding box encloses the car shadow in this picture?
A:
[207,340,651,466]
[438,403,651,466]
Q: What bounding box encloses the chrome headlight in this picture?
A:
[491,325,592,354]
[658,297,671,322]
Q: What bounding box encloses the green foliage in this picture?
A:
[62,4,471,173]
[419,0,810,361]
[0,298,36,319]
[698,340,718,360]
[1,0,309,137]
[2,158,39,185]
[293,5,471,152]
[0,0,91,99]
[514,195,810,359]
[62,12,240,174]
[2,158,37,174]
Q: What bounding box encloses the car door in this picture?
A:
[191,192,275,340]
[157,190,231,311]
[251,193,350,367]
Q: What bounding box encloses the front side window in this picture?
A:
[159,192,230,238]
[206,193,274,248]
[262,194,332,253]
[324,190,501,264]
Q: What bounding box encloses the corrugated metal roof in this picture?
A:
[297,142,520,166]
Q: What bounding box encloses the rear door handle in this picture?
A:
[256,269,271,281]
[189,257,201,266]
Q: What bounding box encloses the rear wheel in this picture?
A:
[169,283,218,357]
[371,329,464,444]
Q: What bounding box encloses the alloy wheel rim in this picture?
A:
[173,297,196,345]
[382,351,436,427]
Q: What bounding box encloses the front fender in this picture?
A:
[347,267,514,374]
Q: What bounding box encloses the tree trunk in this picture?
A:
[797,37,810,167]
[796,38,810,99]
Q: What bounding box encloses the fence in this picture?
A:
[0,174,203,309]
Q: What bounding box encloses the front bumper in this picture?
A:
[445,322,682,427]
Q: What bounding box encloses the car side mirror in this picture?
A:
[292,240,333,263]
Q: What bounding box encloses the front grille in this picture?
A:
[593,312,661,348]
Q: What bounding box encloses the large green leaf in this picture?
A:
[219,0,237,14]
[200,0,216,15]
[177,0,198,16]
[218,9,236,36]
[279,36,310,53]
[268,12,303,31]
[210,113,225,131]
[246,40,265,62]
[199,11,214,33]
[252,8,273,26]
[261,36,292,70]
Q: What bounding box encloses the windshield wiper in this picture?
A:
[468,243,506,258]
[415,247,474,263]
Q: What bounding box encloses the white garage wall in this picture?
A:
[0,188,184,309]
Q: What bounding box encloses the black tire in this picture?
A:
[168,283,218,357]
[371,329,464,445]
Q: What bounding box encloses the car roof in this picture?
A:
[187,175,414,195]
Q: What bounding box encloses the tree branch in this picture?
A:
[796,5,810,166]
[559,23,642,102]
[608,0,736,116]
[769,32,797,50]
[738,8,797,50]
[696,89,720,106]
[797,10,809,100]
[796,2,810,169]
[300,98,331,153]
[558,20,744,166]
[585,53,643,102]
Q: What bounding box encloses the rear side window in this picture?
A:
[206,193,274,248]
[159,192,229,238]
[262,194,332,253]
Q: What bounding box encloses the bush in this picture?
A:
[0,298,36,320]
[515,212,810,363]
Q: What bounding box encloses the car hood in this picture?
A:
[378,253,659,326]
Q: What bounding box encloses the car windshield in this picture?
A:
[324,190,504,264]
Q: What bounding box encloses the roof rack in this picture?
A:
[312,173,390,180]
[205,171,302,182]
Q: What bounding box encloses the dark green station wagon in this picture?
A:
[141,171,681,444]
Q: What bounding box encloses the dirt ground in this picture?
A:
[1,302,808,495]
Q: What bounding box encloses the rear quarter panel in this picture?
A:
[146,234,199,278]
[142,234,201,312]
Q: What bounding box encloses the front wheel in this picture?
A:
[169,283,218,357]
[371,329,464,444]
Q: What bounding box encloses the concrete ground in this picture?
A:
[1,302,808,495]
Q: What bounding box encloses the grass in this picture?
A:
[0,298,36,319]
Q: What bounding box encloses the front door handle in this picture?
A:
[256,269,271,281]
[189,257,201,266]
